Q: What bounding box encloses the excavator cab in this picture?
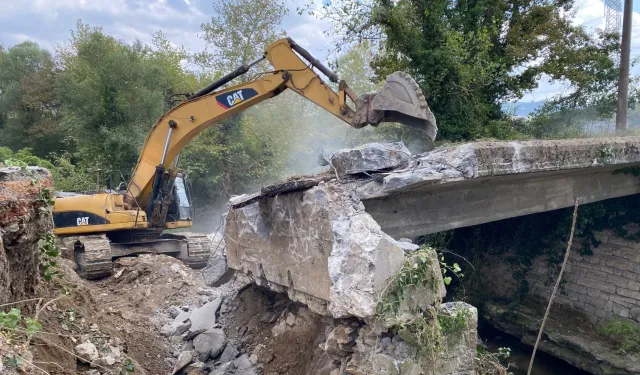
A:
[165,173,193,226]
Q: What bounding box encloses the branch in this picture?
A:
[527,197,580,375]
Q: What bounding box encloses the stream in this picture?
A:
[480,323,591,375]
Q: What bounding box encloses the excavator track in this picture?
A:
[60,232,210,280]
[162,232,211,269]
[61,234,113,280]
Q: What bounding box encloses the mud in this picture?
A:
[220,286,338,375]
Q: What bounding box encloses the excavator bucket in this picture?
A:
[371,72,437,141]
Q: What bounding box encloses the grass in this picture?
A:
[600,317,640,353]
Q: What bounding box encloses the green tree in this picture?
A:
[56,21,199,182]
[0,42,64,156]
[183,0,290,211]
[304,0,621,141]
[0,147,94,192]
[195,0,288,72]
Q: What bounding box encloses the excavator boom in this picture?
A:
[126,38,436,211]
[53,37,435,279]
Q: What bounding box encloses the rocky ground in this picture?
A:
[1,246,361,375]
[484,300,640,375]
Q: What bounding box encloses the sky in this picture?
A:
[519,0,640,102]
[0,0,638,103]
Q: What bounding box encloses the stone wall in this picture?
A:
[0,167,53,304]
[483,229,640,325]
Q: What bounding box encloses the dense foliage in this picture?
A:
[302,0,638,140]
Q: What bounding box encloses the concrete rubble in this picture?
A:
[324,141,413,176]
[226,137,640,322]
[221,137,640,375]
[226,178,408,319]
[202,230,232,287]
[222,142,491,374]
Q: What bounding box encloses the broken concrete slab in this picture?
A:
[75,342,99,363]
[328,142,412,176]
[167,306,181,319]
[188,297,221,334]
[226,181,407,319]
[201,232,232,287]
[160,320,191,337]
[232,354,256,375]
[357,137,640,197]
[219,343,239,363]
[193,328,227,361]
[171,351,192,375]
[174,310,190,323]
[226,137,640,322]
[210,362,233,375]
[230,175,334,209]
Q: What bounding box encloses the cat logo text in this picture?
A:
[215,88,258,109]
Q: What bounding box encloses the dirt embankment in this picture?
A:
[1,253,210,375]
[1,246,346,375]
[1,167,53,305]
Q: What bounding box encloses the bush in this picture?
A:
[600,317,640,353]
[0,147,54,169]
[0,147,95,192]
[49,153,95,192]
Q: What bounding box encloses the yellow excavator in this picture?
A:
[53,38,437,279]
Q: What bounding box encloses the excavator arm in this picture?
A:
[125,38,436,224]
[51,37,436,280]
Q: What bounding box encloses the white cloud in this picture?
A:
[29,0,129,20]
[572,0,606,28]
[284,0,333,57]
[6,33,54,50]
[1,0,637,105]
[286,14,332,59]
[110,22,205,52]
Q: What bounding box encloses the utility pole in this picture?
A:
[615,0,633,131]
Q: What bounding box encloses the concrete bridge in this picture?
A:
[224,137,640,319]
[221,136,640,375]
[363,138,640,239]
